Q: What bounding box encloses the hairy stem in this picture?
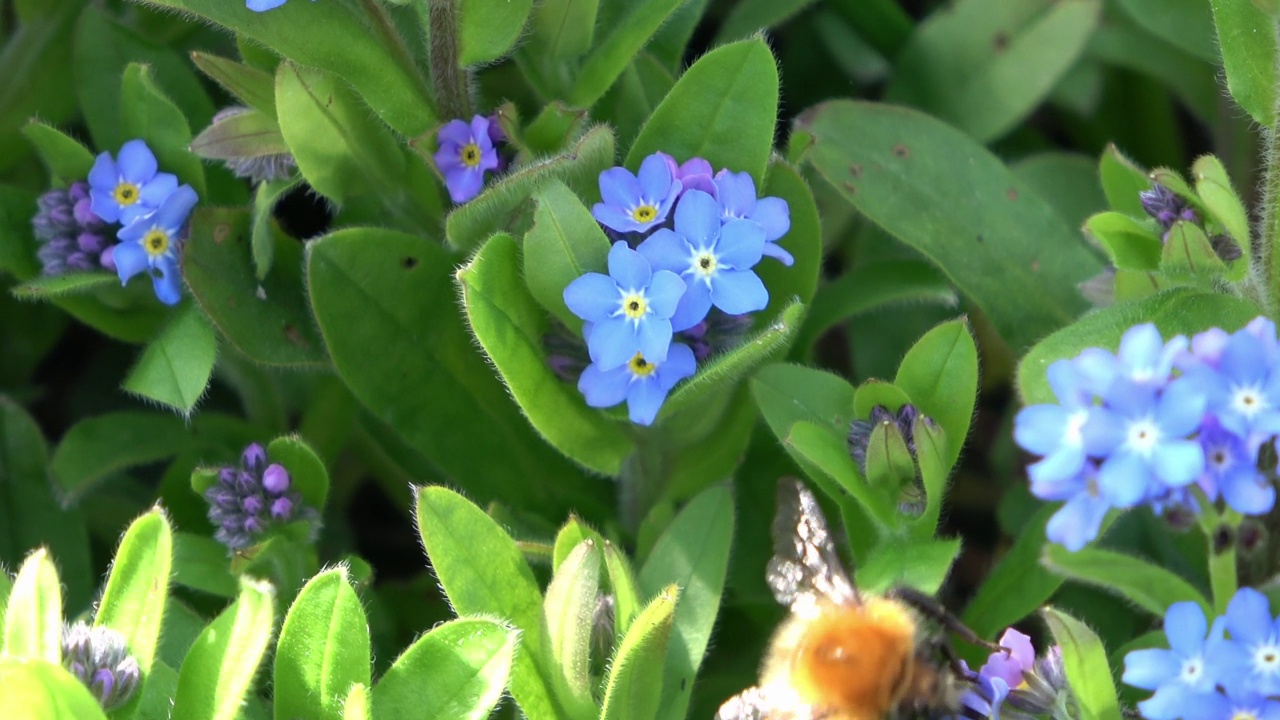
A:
[1255,23,1280,317]
[427,0,472,120]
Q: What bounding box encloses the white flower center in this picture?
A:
[1125,417,1161,456]
[1251,641,1280,677]
[1179,656,1205,685]
[1232,385,1268,419]
[1062,410,1088,447]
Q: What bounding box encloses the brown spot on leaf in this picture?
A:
[1006,188,1019,201]
[1031,260,1041,272]
[402,256,418,269]
[284,324,306,347]
[993,32,1010,52]
[892,144,910,159]
[849,163,863,178]
[843,181,858,195]
[976,235,984,243]
[214,223,232,244]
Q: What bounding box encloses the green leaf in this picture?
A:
[264,435,330,515]
[885,0,1101,143]
[191,51,277,116]
[603,542,642,646]
[343,684,370,720]
[1084,211,1162,271]
[0,398,91,612]
[371,618,516,720]
[962,503,1063,639]
[11,273,119,300]
[529,0,599,58]
[93,510,173,674]
[1116,0,1217,61]
[569,0,686,107]
[523,180,612,328]
[3,549,61,662]
[170,577,276,720]
[1017,288,1261,403]
[0,658,108,719]
[855,536,960,596]
[414,486,560,720]
[307,228,607,518]
[21,122,94,187]
[638,486,733,720]
[190,108,289,161]
[627,38,778,184]
[1042,545,1212,618]
[795,100,1104,350]
[49,411,192,501]
[599,586,678,720]
[445,125,615,251]
[715,0,818,43]
[119,63,206,197]
[132,0,436,137]
[251,178,302,280]
[459,0,533,65]
[1043,607,1123,720]
[756,157,823,322]
[794,261,956,360]
[1192,154,1252,251]
[1160,219,1229,280]
[171,533,238,599]
[0,186,41,280]
[121,303,217,417]
[274,568,371,720]
[543,539,601,719]
[1210,3,1278,125]
[787,419,895,532]
[1012,152,1109,229]
[894,318,977,472]
[182,207,328,369]
[0,3,78,176]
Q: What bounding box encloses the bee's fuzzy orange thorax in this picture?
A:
[787,597,918,719]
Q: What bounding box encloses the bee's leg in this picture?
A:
[887,586,1007,655]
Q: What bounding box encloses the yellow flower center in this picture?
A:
[621,292,648,320]
[114,182,140,206]
[627,353,658,378]
[1232,711,1259,720]
[460,142,481,168]
[143,228,170,257]
[631,204,657,223]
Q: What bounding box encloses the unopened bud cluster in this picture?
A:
[62,622,141,711]
[204,443,318,551]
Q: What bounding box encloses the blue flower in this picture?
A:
[1218,588,1280,698]
[1200,689,1280,720]
[1123,601,1228,720]
[434,116,500,204]
[1199,417,1275,515]
[87,139,179,225]
[1014,359,1108,487]
[114,184,198,305]
[563,241,686,371]
[1037,462,1112,552]
[247,0,313,10]
[638,189,768,331]
[592,153,682,234]
[657,152,715,196]
[1084,376,1207,507]
[1201,328,1280,443]
[578,342,696,425]
[712,169,793,266]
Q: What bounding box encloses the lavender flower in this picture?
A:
[61,622,141,711]
[434,115,500,204]
[204,442,319,551]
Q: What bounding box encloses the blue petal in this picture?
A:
[1044,492,1109,551]
[587,317,637,371]
[564,272,620,322]
[579,363,630,408]
[751,196,790,242]
[592,203,641,234]
[658,342,697,391]
[1226,587,1273,645]
[1222,465,1276,515]
[1097,452,1151,507]
[437,119,472,147]
[1046,359,1085,406]
[626,376,667,425]
[1152,440,1205,487]
[117,139,158,183]
[717,219,766,269]
[637,154,676,203]
[635,317,673,365]
[140,172,179,207]
[598,167,640,208]
[469,116,494,151]
[646,271,686,319]
[761,242,795,266]
[713,170,757,217]
[673,190,721,248]
[608,241,651,290]
[709,269,768,315]
[117,215,151,243]
[151,256,183,305]
[155,185,200,231]
[1013,404,1068,455]
[1165,601,1208,655]
[113,242,149,285]
[1118,323,1164,373]
[89,188,121,224]
[1122,649,1181,690]
[1081,406,1125,457]
[119,201,153,226]
[1157,378,1208,436]
[88,152,117,191]
[247,0,290,9]
[446,167,485,203]
[669,277,712,332]
[1026,445,1085,486]
[637,228,692,274]
[1222,330,1267,384]
[1138,683,1223,720]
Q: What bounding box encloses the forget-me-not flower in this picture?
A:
[563,241,685,371]
[1015,359,1108,487]
[638,189,768,331]
[578,342,696,425]
[1201,328,1280,444]
[1123,601,1227,720]
[1199,417,1276,515]
[1035,462,1112,552]
[712,169,793,266]
[592,153,682,234]
[114,184,198,305]
[434,116,500,204]
[88,139,179,225]
[1217,588,1280,698]
[247,0,314,10]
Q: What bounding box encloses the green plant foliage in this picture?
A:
[370,618,515,720]
[273,568,371,720]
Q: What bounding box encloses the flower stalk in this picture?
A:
[427,0,472,122]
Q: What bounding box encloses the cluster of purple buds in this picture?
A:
[61,622,141,711]
[1015,318,1280,552]
[434,114,507,204]
[1138,183,1240,261]
[31,181,116,276]
[204,442,317,551]
[1124,588,1280,720]
[848,404,921,474]
[952,629,1070,720]
[554,152,793,425]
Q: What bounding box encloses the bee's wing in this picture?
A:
[766,478,858,610]
[715,686,812,720]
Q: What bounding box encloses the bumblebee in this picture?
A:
[716,479,995,720]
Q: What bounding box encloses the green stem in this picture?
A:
[426,0,473,120]
[1254,23,1280,317]
[1194,487,1239,615]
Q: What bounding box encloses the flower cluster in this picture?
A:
[1124,589,1280,720]
[203,443,319,552]
[952,628,1070,720]
[62,622,141,711]
[559,152,793,425]
[434,114,505,204]
[1014,319,1280,551]
[32,181,114,275]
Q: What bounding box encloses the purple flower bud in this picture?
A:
[66,252,94,271]
[73,197,98,226]
[206,487,239,511]
[235,470,259,495]
[270,496,294,521]
[241,443,267,472]
[242,515,265,536]
[262,463,290,494]
[217,467,238,486]
[100,244,116,271]
[77,232,105,253]
[1139,183,1194,231]
[241,494,265,515]
[60,622,141,711]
